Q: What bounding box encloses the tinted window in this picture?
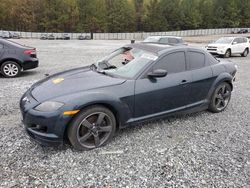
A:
[154,52,186,73]
[188,51,205,70]
[168,38,179,44]
[233,38,241,44]
[241,38,247,43]
[178,39,184,43]
[159,38,169,44]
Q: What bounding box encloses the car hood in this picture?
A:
[30,66,126,102]
[208,43,229,47]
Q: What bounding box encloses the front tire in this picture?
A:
[224,49,231,58]
[208,82,232,113]
[1,61,21,78]
[67,105,116,150]
[241,48,249,57]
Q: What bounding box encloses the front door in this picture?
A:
[134,51,192,118]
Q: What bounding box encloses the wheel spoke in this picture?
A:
[223,91,230,98]
[221,85,226,94]
[93,134,100,146]
[221,99,226,107]
[79,132,92,143]
[81,120,93,129]
[96,113,105,125]
[216,94,223,100]
[99,126,112,132]
[215,99,222,108]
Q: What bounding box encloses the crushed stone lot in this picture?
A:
[0,39,250,187]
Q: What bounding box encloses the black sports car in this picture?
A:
[20,43,237,150]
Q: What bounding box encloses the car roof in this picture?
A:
[0,38,32,49]
[219,36,247,39]
[146,36,182,39]
[124,43,204,56]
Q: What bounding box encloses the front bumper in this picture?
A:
[206,48,226,55]
[22,59,39,70]
[20,92,72,147]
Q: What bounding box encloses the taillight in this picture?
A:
[24,49,36,55]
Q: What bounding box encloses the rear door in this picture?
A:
[231,38,242,54]
[241,38,248,52]
[187,50,214,105]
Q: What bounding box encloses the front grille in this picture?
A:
[208,46,217,49]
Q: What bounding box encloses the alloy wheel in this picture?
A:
[3,63,19,77]
[76,112,113,149]
[214,84,231,111]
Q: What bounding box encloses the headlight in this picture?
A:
[34,101,64,112]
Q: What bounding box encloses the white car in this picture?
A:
[143,36,187,46]
[205,37,249,58]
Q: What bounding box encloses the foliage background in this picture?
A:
[0,0,249,32]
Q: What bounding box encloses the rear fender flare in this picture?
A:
[206,73,233,101]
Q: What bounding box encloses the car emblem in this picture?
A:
[53,78,64,84]
[22,96,30,103]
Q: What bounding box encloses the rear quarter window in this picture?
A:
[188,51,205,70]
[168,38,179,44]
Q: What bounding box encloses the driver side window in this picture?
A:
[153,52,186,74]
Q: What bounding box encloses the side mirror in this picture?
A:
[148,69,167,78]
[232,42,237,45]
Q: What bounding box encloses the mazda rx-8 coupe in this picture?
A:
[20,43,237,150]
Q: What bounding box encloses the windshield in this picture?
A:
[215,37,234,44]
[95,47,158,79]
[143,37,160,43]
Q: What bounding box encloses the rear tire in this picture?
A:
[208,82,232,113]
[224,49,231,58]
[241,48,249,57]
[0,61,21,78]
[67,105,116,150]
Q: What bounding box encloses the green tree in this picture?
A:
[143,0,168,31]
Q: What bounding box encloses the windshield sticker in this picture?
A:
[141,53,158,61]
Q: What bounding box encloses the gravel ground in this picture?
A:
[0,39,250,188]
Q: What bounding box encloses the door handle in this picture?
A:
[179,80,188,85]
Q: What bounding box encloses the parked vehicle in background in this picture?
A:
[143,36,187,46]
[1,31,11,39]
[237,29,248,34]
[40,34,48,40]
[56,33,71,40]
[20,43,236,150]
[48,34,55,40]
[62,33,70,40]
[78,35,91,40]
[205,37,249,58]
[0,39,39,77]
[11,32,21,39]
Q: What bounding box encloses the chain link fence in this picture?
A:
[3,28,250,40]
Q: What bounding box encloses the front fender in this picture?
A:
[55,89,133,129]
